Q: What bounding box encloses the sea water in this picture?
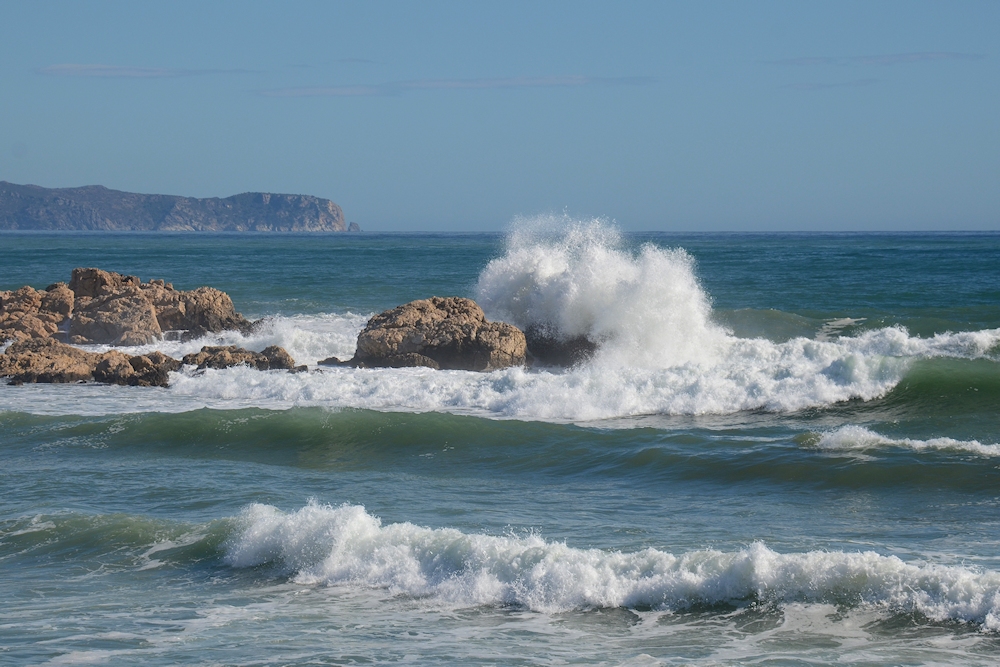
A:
[2,221,999,665]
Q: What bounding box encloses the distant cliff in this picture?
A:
[0,181,354,232]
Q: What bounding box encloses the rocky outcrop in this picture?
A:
[181,345,297,371]
[0,181,346,232]
[523,325,599,367]
[0,285,71,343]
[0,338,179,387]
[0,338,297,386]
[349,297,526,371]
[1,267,253,346]
[93,351,182,387]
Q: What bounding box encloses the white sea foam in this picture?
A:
[813,425,1000,457]
[225,501,1000,628]
[2,218,998,419]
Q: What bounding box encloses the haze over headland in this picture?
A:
[1,2,998,231]
[0,181,353,232]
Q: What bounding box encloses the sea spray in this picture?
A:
[225,501,1000,628]
[476,216,728,368]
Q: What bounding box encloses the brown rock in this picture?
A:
[0,338,100,384]
[181,345,296,371]
[69,267,141,299]
[352,297,526,371]
[142,283,251,334]
[0,285,70,343]
[0,338,179,387]
[69,287,162,346]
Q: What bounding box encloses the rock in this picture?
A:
[0,338,101,384]
[352,297,526,371]
[69,287,162,346]
[0,337,179,387]
[3,268,252,345]
[181,345,296,371]
[142,283,252,334]
[348,222,361,232]
[0,284,72,343]
[523,325,599,367]
[92,350,180,387]
[69,267,140,299]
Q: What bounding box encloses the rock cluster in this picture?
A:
[0,338,181,386]
[332,297,527,371]
[1,268,296,386]
[181,345,298,371]
[0,267,252,346]
[0,338,298,387]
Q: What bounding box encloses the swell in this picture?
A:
[4,408,999,491]
[6,503,1000,630]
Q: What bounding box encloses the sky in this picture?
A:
[1,1,998,231]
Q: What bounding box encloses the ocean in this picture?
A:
[2,220,999,665]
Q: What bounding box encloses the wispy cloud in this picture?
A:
[39,63,250,78]
[771,52,985,67]
[260,75,655,98]
[781,79,879,91]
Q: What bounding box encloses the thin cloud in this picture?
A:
[781,78,879,91]
[260,75,655,98]
[39,63,250,78]
[771,52,985,67]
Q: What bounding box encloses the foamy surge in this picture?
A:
[3,218,999,419]
[812,426,1000,457]
[226,501,1000,628]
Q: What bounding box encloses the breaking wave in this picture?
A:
[810,425,1000,457]
[2,217,998,421]
[225,501,1000,629]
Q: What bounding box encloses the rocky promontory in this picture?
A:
[0,181,354,232]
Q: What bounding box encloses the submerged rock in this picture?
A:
[181,345,296,371]
[351,297,526,371]
[523,324,599,367]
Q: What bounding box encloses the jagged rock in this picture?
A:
[3,268,253,345]
[0,338,98,384]
[181,345,296,371]
[523,325,599,367]
[0,337,179,387]
[69,287,162,346]
[0,284,72,343]
[352,297,526,371]
[141,283,252,334]
[69,267,141,299]
[92,350,180,387]
[348,222,361,232]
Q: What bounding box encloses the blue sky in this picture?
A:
[1,1,997,231]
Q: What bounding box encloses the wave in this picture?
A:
[224,501,1000,629]
[807,425,1000,457]
[2,218,998,421]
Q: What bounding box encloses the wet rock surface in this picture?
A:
[523,325,599,367]
[350,297,526,371]
[0,338,179,387]
[181,345,296,371]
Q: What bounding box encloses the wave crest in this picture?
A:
[225,501,1000,628]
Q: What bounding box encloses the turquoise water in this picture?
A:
[2,224,1000,665]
